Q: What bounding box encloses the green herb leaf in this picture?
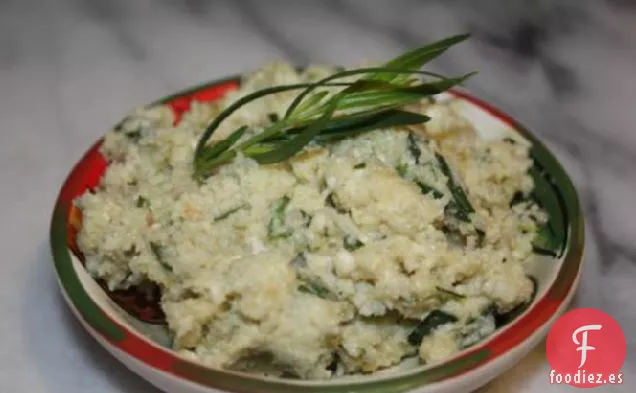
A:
[408,309,458,346]
[298,281,333,300]
[436,153,475,222]
[415,181,445,199]
[268,196,291,238]
[396,163,408,177]
[317,110,429,143]
[353,163,366,169]
[251,101,339,165]
[194,35,473,179]
[214,204,247,221]
[194,82,351,166]
[343,234,364,251]
[136,195,150,208]
[150,242,172,272]
[436,286,466,299]
[125,129,142,142]
[407,132,422,164]
[335,74,474,112]
[529,166,566,257]
[196,125,248,165]
[374,33,471,83]
[291,91,329,118]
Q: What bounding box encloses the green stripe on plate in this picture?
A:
[50,204,126,342]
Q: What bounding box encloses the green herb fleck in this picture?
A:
[136,195,150,208]
[396,163,408,177]
[150,242,173,272]
[415,181,444,199]
[268,196,291,238]
[125,129,142,142]
[354,162,367,169]
[343,234,364,251]
[408,309,458,345]
[528,164,566,258]
[436,286,466,299]
[436,153,474,222]
[214,204,247,221]
[298,281,333,300]
[407,132,422,164]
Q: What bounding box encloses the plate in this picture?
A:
[50,75,584,393]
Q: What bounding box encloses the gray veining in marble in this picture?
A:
[1,0,635,392]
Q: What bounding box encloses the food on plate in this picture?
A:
[75,35,549,380]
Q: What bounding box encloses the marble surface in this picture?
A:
[1,0,634,392]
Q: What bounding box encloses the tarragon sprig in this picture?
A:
[193,34,473,180]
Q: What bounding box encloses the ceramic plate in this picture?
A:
[50,75,584,393]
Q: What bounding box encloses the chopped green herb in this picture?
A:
[529,165,566,258]
[268,196,291,238]
[298,281,333,300]
[408,309,458,345]
[150,242,173,272]
[407,132,422,164]
[436,286,466,299]
[396,163,408,177]
[436,153,475,222]
[136,195,150,208]
[353,162,367,169]
[125,129,142,142]
[214,204,247,221]
[415,180,444,199]
[343,234,364,251]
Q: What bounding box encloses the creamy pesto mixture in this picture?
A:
[76,62,545,379]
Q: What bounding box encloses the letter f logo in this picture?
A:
[572,325,603,368]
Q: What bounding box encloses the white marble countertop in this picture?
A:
[1,0,634,392]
